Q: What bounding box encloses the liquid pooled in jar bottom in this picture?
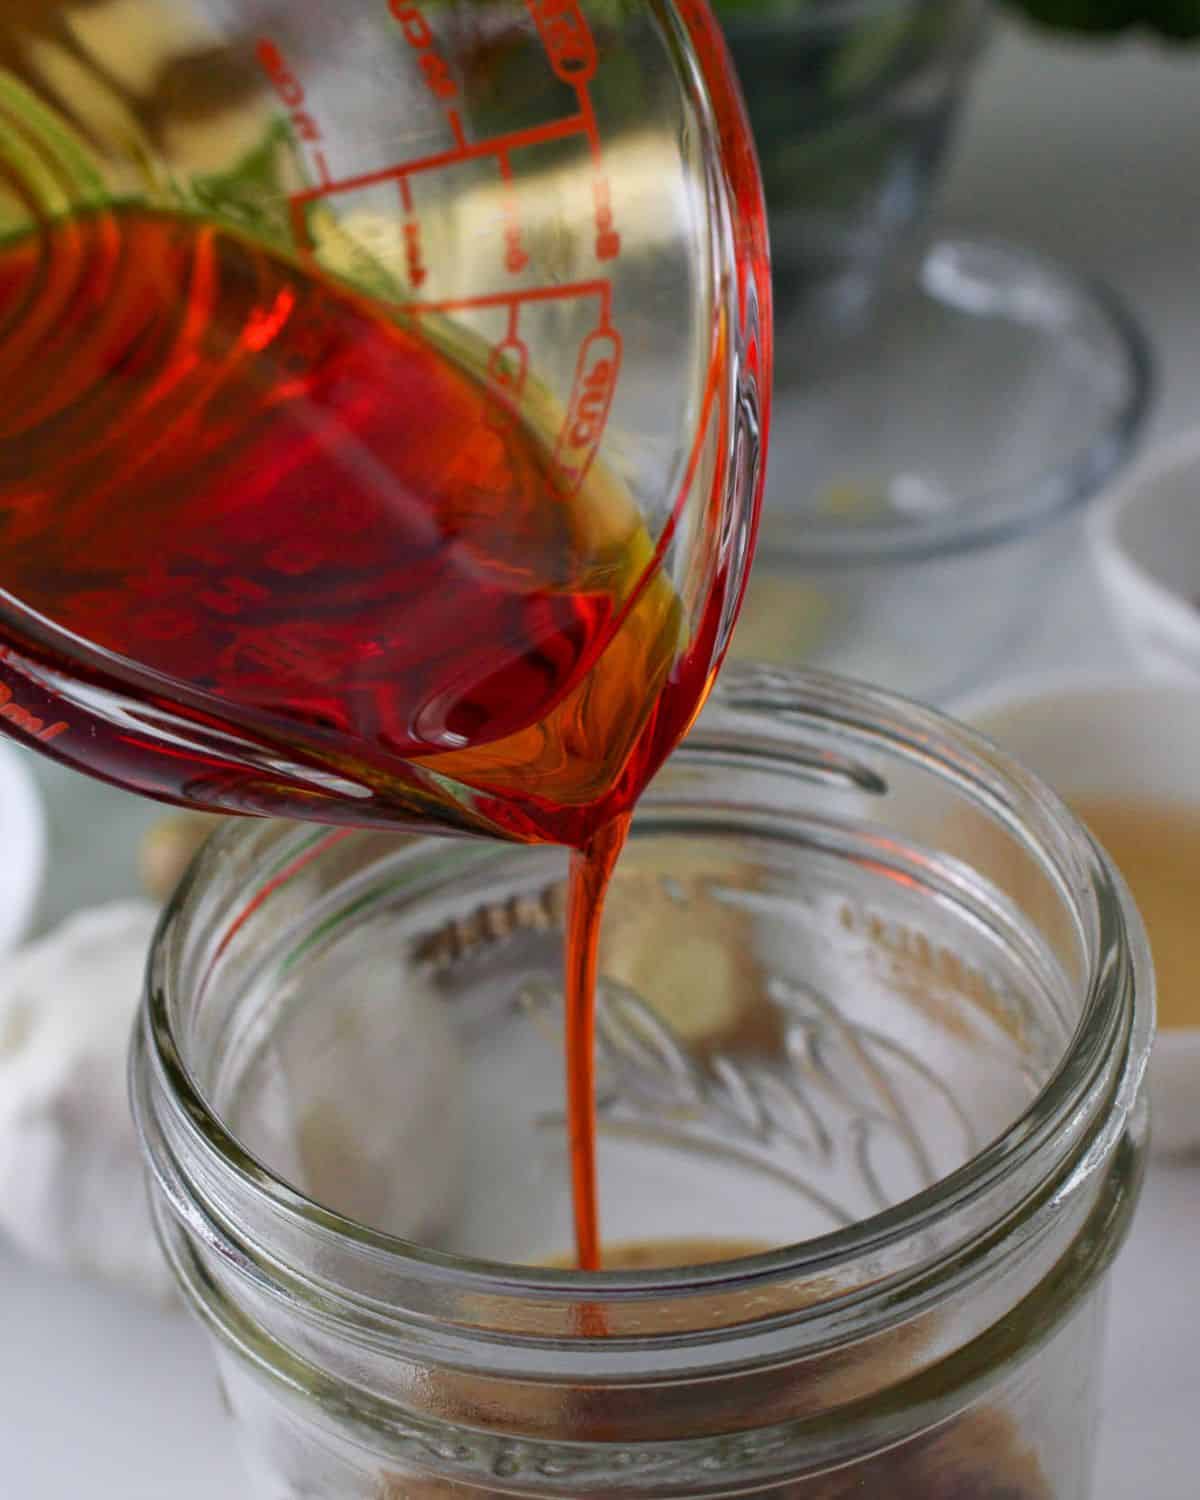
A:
[543,1237,768,1270]
[379,1245,1051,1500]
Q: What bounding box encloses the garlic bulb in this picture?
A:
[0,899,467,1302]
[0,902,172,1300]
[138,811,223,901]
[233,948,466,1245]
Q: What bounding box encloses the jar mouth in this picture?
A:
[137,665,1153,1330]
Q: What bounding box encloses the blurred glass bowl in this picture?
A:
[732,237,1153,704]
[719,0,988,360]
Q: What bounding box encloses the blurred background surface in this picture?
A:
[1,18,1198,1498]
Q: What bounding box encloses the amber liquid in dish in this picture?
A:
[1071,796,1200,1031]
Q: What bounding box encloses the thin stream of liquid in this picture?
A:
[565,812,631,1271]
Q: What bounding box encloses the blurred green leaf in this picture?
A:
[710,0,1200,41]
[1003,0,1200,36]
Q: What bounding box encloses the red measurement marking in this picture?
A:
[571,90,620,263]
[388,2,459,100]
[290,114,591,210]
[0,651,68,742]
[419,51,457,99]
[395,180,425,289]
[392,279,612,320]
[552,327,621,495]
[284,0,618,273]
[521,3,617,262]
[488,336,529,398]
[0,685,67,740]
[403,220,427,288]
[256,39,325,148]
[591,173,619,262]
[391,278,620,508]
[523,0,597,84]
[496,154,530,275]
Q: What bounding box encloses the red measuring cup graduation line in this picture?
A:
[282,1,619,278]
[264,0,625,502]
[387,280,621,501]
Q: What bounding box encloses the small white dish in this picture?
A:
[954,672,1200,1157]
[1091,429,1200,678]
[0,740,45,953]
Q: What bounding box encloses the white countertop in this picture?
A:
[941,22,1200,683]
[1,21,1198,1497]
[0,1153,1192,1499]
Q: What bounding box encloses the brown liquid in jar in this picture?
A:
[544,1237,769,1271]
[520,1245,1049,1500]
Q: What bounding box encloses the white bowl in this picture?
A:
[0,740,45,953]
[1091,429,1200,677]
[954,673,1200,1157]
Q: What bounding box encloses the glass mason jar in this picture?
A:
[133,665,1153,1500]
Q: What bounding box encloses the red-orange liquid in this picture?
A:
[0,207,718,846]
[0,206,736,1267]
[563,813,630,1270]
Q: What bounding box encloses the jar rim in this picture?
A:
[137,665,1154,1338]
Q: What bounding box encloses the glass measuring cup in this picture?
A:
[0,0,770,845]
